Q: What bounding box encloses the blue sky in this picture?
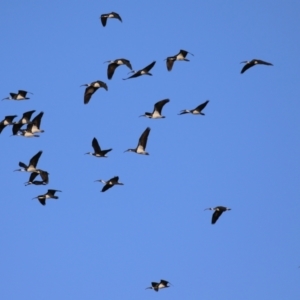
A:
[1,1,300,299]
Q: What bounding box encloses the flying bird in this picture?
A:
[28,112,44,134]
[95,176,124,192]
[165,49,194,71]
[146,280,172,292]
[100,12,122,27]
[85,137,112,157]
[104,58,132,79]
[124,127,150,155]
[123,61,156,80]
[25,170,49,186]
[81,81,108,104]
[0,115,17,134]
[2,90,33,101]
[140,99,170,119]
[240,59,273,74]
[32,189,61,206]
[15,110,36,125]
[14,151,43,173]
[205,206,231,224]
[178,100,209,115]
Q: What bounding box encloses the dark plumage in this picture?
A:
[2,90,33,101]
[100,12,122,27]
[123,61,156,80]
[165,49,194,71]
[240,59,273,74]
[124,127,151,155]
[105,58,132,79]
[0,115,17,134]
[205,206,231,224]
[85,137,112,157]
[33,189,61,206]
[95,176,124,192]
[179,100,209,115]
[146,280,172,292]
[140,99,170,119]
[81,81,108,104]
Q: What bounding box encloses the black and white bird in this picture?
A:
[178,100,209,115]
[105,58,132,79]
[123,61,156,80]
[14,123,40,137]
[140,99,170,119]
[28,112,44,134]
[2,90,33,101]
[100,12,122,27]
[0,115,17,134]
[205,206,231,224]
[165,49,194,71]
[95,176,124,192]
[81,81,108,104]
[15,110,36,125]
[32,189,61,206]
[14,151,43,173]
[25,170,49,186]
[85,137,112,157]
[124,127,150,155]
[240,59,273,74]
[146,280,172,292]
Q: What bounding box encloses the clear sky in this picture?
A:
[1,1,300,299]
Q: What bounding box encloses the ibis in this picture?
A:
[140,99,170,119]
[146,280,172,292]
[0,115,17,134]
[165,49,194,71]
[29,112,44,133]
[85,137,112,157]
[95,176,124,192]
[100,12,122,27]
[81,81,108,104]
[14,110,36,125]
[178,100,209,115]
[14,150,43,173]
[205,206,231,224]
[25,170,49,186]
[240,59,273,74]
[105,58,132,79]
[123,61,156,80]
[124,127,150,155]
[32,189,61,206]
[2,90,33,101]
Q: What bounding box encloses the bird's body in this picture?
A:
[240,59,273,74]
[95,176,124,192]
[25,170,49,186]
[29,112,44,133]
[100,12,122,27]
[33,189,61,206]
[123,61,156,80]
[205,206,231,224]
[166,49,194,71]
[146,280,171,292]
[125,127,150,155]
[179,100,209,115]
[15,151,43,173]
[140,99,170,119]
[15,110,36,125]
[81,81,108,104]
[18,125,40,137]
[0,115,17,134]
[105,58,132,79]
[2,90,33,101]
[85,137,112,157]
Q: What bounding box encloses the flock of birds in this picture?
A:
[1,10,276,291]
